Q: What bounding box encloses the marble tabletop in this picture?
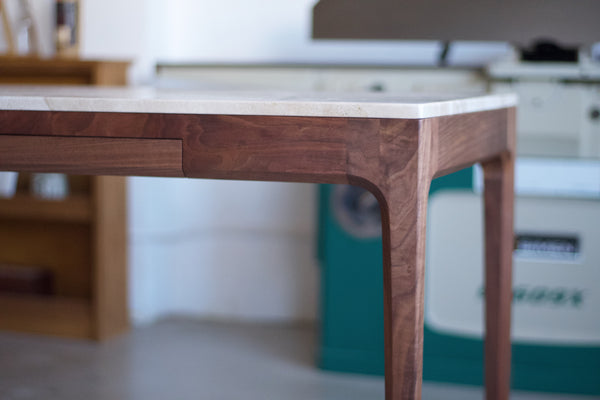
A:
[0,85,517,119]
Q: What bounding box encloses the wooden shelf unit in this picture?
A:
[0,56,130,86]
[0,193,92,222]
[0,58,130,340]
[0,174,128,340]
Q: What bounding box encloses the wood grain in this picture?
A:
[0,135,184,177]
[481,109,516,400]
[345,118,434,399]
[0,111,359,183]
[433,109,512,178]
[182,115,359,183]
[342,110,514,400]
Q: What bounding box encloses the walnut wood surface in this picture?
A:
[433,109,512,177]
[347,118,434,399]
[482,156,514,400]
[0,106,515,399]
[482,109,516,400]
[0,135,183,177]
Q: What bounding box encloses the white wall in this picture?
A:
[80,0,155,83]
[128,178,319,323]
[154,0,440,64]
[150,0,511,66]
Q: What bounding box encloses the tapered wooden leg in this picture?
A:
[344,119,437,400]
[378,174,431,400]
[368,129,433,400]
[482,153,515,400]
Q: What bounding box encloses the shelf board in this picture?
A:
[0,194,92,223]
[0,293,92,338]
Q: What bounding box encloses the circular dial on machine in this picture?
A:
[331,184,382,239]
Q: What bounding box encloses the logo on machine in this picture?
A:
[513,233,580,261]
[478,286,584,308]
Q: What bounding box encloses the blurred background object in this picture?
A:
[0,263,53,296]
[0,0,15,54]
[30,173,69,200]
[0,171,18,198]
[14,0,39,55]
[55,0,78,57]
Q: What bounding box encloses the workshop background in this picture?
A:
[0,0,599,398]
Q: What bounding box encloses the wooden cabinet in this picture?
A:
[0,58,130,340]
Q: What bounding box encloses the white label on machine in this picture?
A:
[425,191,600,345]
[513,233,580,261]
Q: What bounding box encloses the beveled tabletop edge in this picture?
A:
[0,86,517,119]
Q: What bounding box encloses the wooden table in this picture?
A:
[0,86,517,400]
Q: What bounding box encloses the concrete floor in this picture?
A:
[0,319,597,400]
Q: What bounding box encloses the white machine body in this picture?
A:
[427,188,600,345]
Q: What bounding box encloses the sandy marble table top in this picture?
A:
[0,85,517,119]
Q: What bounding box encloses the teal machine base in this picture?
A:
[317,168,600,396]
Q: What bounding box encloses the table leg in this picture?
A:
[482,154,515,400]
[378,169,432,400]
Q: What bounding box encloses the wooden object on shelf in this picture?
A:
[0,57,130,86]
[0,263,53,295]
[0,58,129,341]
[55,0,80,58]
